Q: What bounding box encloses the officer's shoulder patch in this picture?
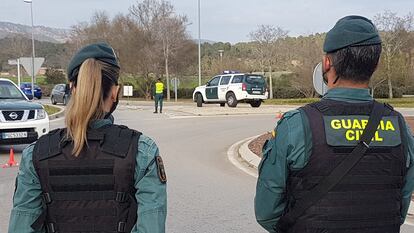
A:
[271,129,276,138]
[276,109,300,126]
[155,156,167,183]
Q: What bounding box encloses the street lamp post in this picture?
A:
[24,0,35,97]
[198,0,201,86]
[218,50,224,73]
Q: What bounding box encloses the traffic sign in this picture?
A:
[123,86,133,97]
[171,78,180,88]
[8,59,18,65]
[19,57,44,76]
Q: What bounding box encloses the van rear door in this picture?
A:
[244,75,266,95]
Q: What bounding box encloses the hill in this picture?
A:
[0,21,71,43]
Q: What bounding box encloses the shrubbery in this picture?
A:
[272,87,306,99]
[373,85,403,98]
[45,68,66,84]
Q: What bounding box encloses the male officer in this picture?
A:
[154,78,164,113]
[255,15,414,233]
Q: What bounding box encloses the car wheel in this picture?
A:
[196,93,203,107]
[250,100,262,108]
[51,96,57,105]
[63,96,68,106]
[220,103,225,107]
[226,92,238,108]
[37,95,42,100]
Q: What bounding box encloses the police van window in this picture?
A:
[245,75,265,84]
[231,75,244,83]
[220,76,231,85]
[209,76,220,86]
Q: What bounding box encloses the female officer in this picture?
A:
[8,43,167,233]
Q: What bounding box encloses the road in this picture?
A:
[1,103,414,233]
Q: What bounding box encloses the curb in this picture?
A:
[45,104,65,120]
[238,136,261,169]
[227,135,261,178]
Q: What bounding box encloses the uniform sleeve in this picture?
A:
[254,110,310,232]
[8,144,44,233]
[401,122,414,224]
[130,135,167,233]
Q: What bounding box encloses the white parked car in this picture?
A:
[193,72,268,108]
[0,78,49,145]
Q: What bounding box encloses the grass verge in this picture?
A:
[43,105,61,115]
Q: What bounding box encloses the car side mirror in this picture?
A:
[206,82,210,87]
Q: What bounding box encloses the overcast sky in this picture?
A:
[1,0,413,43]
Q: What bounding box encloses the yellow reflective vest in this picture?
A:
[155,82,164,94]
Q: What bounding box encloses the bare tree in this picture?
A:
[374,11,414,98]
[289,35,324,98]
[249,25,288,99]
[130,0,190,100]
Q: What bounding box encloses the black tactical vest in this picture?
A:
[32,124,141,233]
[285,100,407,233]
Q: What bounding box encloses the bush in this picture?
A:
[45,68,66,84]
[177,88,194,99]
[272,87,306,99]
[38,84,55,97]
[373,85,403,98]
[402,86,414,95]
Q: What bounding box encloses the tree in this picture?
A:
[249,25,288,99]
[130,0,191,100]
[289,35,324,98]
[374,11,414,98]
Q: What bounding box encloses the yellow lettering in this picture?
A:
[380,120,385,130]
[346,130,355,141]
[352,120,362,129]
[357,130,364,141]
[342,119,352,129]
[361,119,368,129]
[374,131,384,142]
[385,121,395,131]
[331,120,341,129]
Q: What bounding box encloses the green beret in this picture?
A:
[323,15,382,53]
[67,42,119,81]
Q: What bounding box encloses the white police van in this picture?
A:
[0,78,49,145]
[193,71,268,108]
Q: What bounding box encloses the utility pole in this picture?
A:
[24,0,35,97]
[198,0,202,86]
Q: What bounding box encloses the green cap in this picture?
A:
[323,15,382,53]
[67,42,119,81]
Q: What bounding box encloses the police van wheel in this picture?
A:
[250,100,261,108]
[220,103,225,107]
[196,93,203,107]
[51,96,57,105]
[226,92,237,108]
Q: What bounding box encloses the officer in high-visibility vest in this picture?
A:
[154,78,164,114]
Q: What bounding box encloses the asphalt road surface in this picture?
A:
[1,103,414,233]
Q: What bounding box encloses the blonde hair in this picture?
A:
[65,58,116,156]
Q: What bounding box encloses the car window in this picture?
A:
[220,76,231,85]
[59,85,65,92]
[208,76,220,86]
[245,75,265,84]
[231,75,244,83]
[0,81,26,100]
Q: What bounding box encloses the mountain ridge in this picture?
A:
[0,21,71,43]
